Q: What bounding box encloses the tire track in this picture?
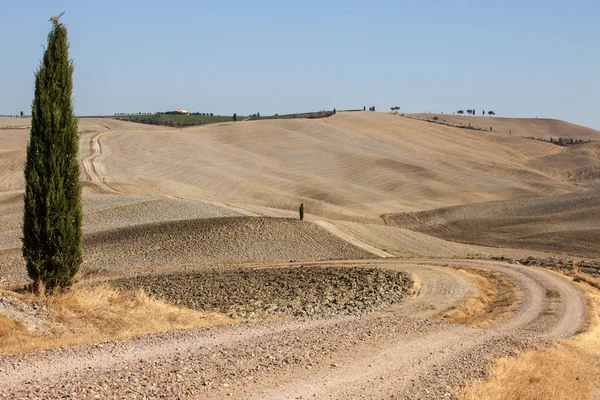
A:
[0,259,586,399]
[82,131,120,194]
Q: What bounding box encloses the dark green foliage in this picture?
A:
[233,113,237,122]
[433,116,439,121]
[247,110,334,121]
[299,203,304,221]
[23,17,82,292]
[117,113,237,127]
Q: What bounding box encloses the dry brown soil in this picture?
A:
[409,113,600,142]
[385,189,600,258]
[0,113,596,398]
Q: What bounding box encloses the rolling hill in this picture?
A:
[1,111,599,282]
[409,113,600,142]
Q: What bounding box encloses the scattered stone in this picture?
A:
[109,267,413,319]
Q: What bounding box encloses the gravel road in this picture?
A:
[0,259,585,399]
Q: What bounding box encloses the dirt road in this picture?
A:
[0,259,585,399]
[81,130,117,193]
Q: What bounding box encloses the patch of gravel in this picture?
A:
[0,315,549,400]
[519,256,600,277]
[0,295,47,332]
[110,266,413,318]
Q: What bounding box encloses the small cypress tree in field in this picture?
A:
[23,13,82,292]
[299,203,304,221]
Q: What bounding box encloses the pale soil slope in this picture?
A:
[90,112,595,221]
[410,113,600,141]
[331,220,563,260]
[2,114,597,223]
[2,113,599,282]
[386,190,600,258]
[0,217,372,284]
[0,114,596,399]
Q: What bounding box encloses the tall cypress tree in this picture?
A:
[23,14,82,292]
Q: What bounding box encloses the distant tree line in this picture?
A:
[113,112,215,116]
[188,112,214,116]
[0,113,29,118]
[527,136,592,146]
[115,118,206,127]
[246,110,336,121]
[456,109,495,116]
[114,112,153,116]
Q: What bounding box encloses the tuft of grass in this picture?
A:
[572,272,600,291]
[461,281,600,400]
[0,284,234,356]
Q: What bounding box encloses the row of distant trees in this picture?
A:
[456,109,495,116]
[1,111,26,117]
[114,112,216,116]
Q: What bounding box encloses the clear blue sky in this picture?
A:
[1,1,599,128]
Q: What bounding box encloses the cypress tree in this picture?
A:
[23,14,82,292]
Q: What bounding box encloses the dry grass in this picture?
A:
[434,268,519,328]
[0,284,234,356]
[461,282,600,400]
[573,272,600,291]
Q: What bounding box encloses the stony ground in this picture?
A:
[0,260,586,399]
[0,217,373,284]
[109,266,414,318]
[0,115,595,399]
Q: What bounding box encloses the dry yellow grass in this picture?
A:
[0,284,234,356]
[461,281,600,400]
[434,268,519,328]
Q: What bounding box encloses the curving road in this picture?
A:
[0,259,586,399]
[4,126,582,398]
[82,130,120,194]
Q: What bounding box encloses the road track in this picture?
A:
[3,125,583,398]
[0,259,586,399]
[82,130,121,194]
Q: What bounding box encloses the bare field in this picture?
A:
[385,190,600,258]
[0,112,598,399]
[409,113,600,142]
[92,112,592,219]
